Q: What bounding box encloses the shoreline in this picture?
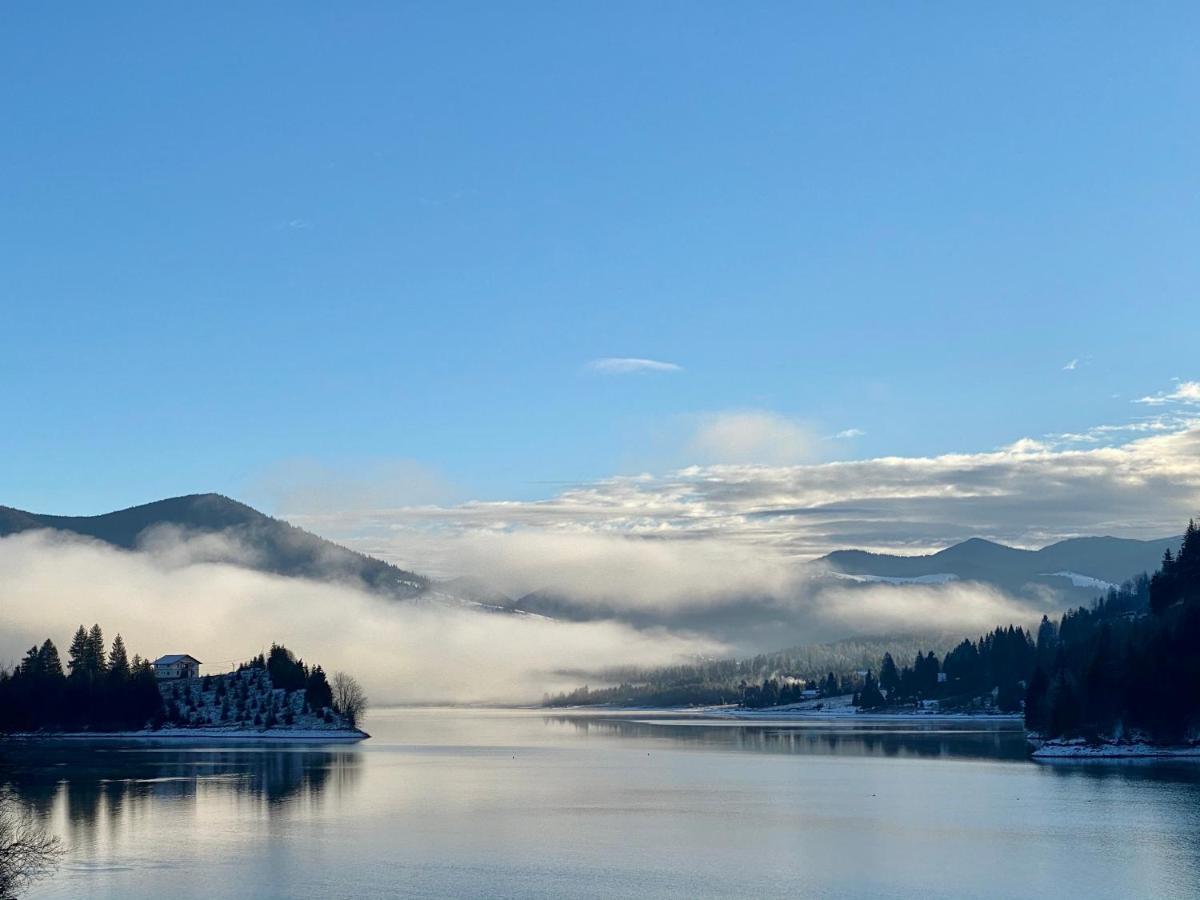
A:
[546,702,1024,724]
[1029,737,1200,760]
[707,708,1024,723]
[3,726,370,743]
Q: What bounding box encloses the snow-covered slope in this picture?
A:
[159,668,353,733]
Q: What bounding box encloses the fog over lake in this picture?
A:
[5,708,1199,899]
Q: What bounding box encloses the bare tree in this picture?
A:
[330,671,368,729]
[0,793,62,898]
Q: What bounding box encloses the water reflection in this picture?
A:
[1034,756,1200,785]
[546,714,1032,762]
[3,713,1199,900]
[0,741,361,835]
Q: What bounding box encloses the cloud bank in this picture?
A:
[306,423,1200,576]
[269,416,1200,654]
[0,531,726,704]
[8,390,1197,700]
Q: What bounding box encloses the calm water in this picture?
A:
[3,708,1199,899]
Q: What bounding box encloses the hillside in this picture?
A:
[0,493,428,598]
[160,667,354,734]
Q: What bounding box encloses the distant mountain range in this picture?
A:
[817,535,1179,601]
[1,493,1181,642]
[0,493,428,599]
[504,535,1180,643]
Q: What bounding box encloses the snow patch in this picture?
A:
[1040,571,1118,591]
[829,572,960,585]
[1031,737,1200,759]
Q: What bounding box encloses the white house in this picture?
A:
[153,654,202,680]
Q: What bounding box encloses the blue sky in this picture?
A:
[3,3,1198,518]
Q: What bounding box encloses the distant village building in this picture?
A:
[153,654,202,680]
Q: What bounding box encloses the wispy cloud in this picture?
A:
[583,357,682,375]
[1136,380,1200,405]
[1062,358,1079,371]
[832,428,866,439]
[1046,415,1192,445]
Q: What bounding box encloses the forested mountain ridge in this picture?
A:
[0,493,429,598]
[1024,520,1200,743]
[841,520,1200,744]
[543,633,963,708]
[545,522,1200,731]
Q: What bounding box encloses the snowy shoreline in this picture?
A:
[3,726,369,743]
[550,698,1023,724]
[1029,737,1200,760]
[705,707,1023,723]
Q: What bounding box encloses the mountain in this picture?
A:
[0,493,428,598]
[818,534,1180,600]
[4,493,1182,640]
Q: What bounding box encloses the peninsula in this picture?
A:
[0,629,369,741]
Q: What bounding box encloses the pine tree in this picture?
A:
[879,653,899,698]
[18,646,42,679]
[855,671,886,709]
[85,624,107,676]
[66,626,89,679]
[108,635,131,681]
[37,640,64,681]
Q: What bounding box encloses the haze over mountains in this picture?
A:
[818,535,1180,606]
[0,494,428,599]
[0,494,1179,650]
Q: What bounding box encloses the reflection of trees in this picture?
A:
[0,742,361,837]
[1035,758,1200,786]
[544,715,1030,762]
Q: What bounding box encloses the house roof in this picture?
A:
[153,654,202,665]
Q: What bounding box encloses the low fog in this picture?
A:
[0,530,727,705]
[342,524,1049,648]
[0,526,1050,703]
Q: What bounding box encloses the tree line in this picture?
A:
[239,644,335,711]
[853,624,1037,712]
[543,635,950,708]
[0,625,164,732]
[1024,520,1200,742]
[846,519,1200,744]
[236,644,366,727]
[544,519,1200,743]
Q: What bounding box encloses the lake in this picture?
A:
[4,708,1199,899]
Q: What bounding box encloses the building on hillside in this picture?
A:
[153,654,202,680]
